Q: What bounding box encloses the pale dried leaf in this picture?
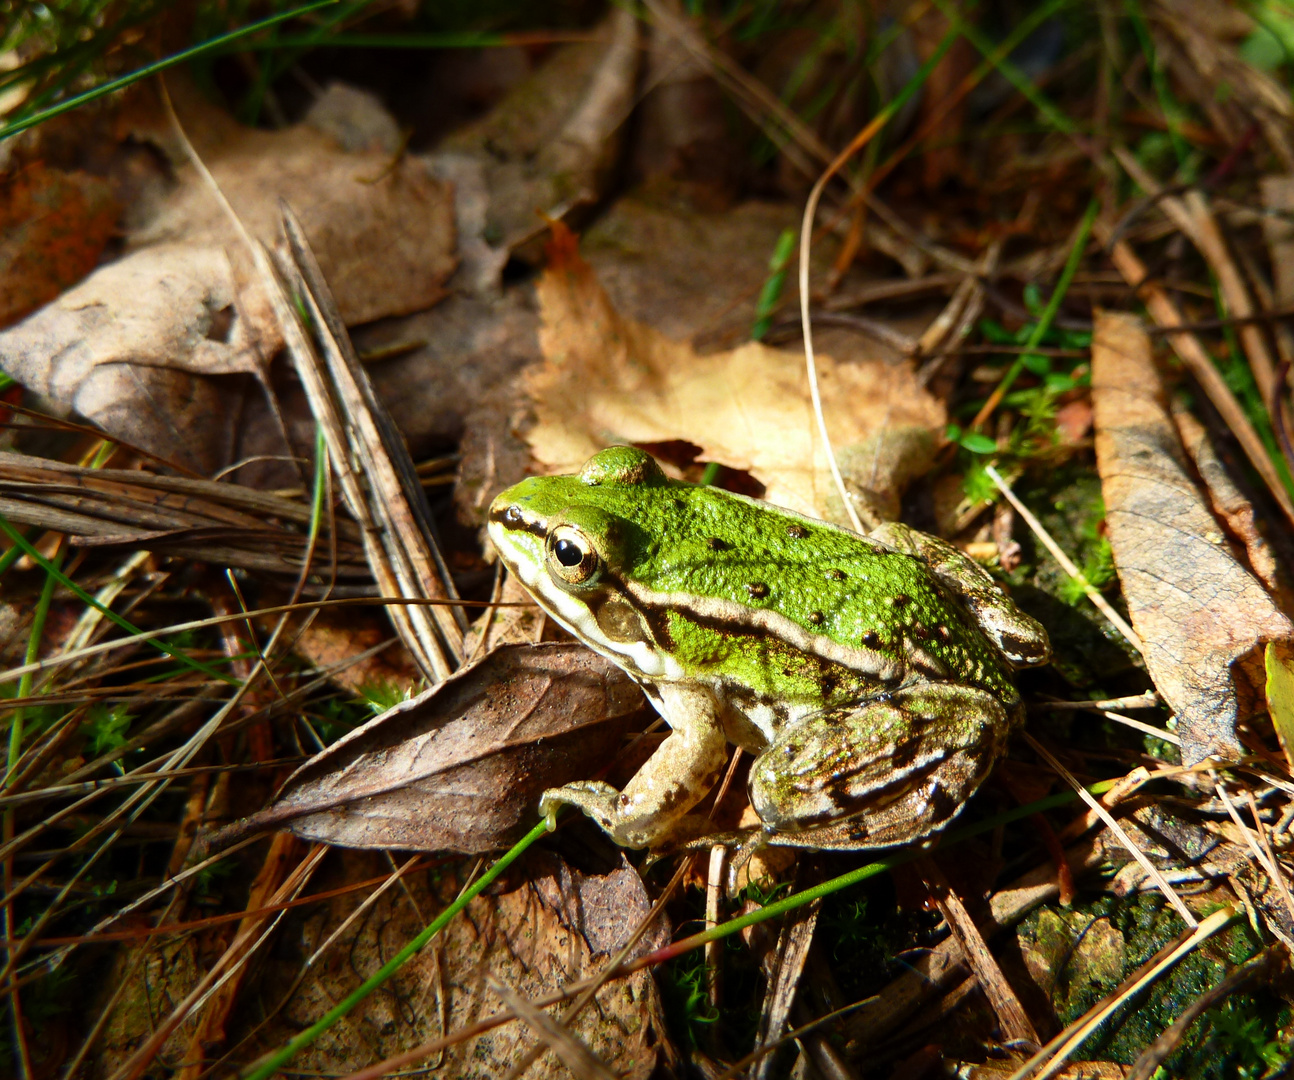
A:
[132,81,456,327]
[527,227,943,524]
[226,644,646,853]
[1091,312,1293,765]
[0,245,263,474]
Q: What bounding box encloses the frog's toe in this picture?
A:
[540,781,620,831]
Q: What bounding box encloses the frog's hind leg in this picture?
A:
[870,521,1050,668]
[748,683,1011,850]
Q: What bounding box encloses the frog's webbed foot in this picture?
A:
[749,684,1012,850]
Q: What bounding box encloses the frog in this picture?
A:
[487,446,1050,851]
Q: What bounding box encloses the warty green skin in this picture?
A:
[487,446,1050,851]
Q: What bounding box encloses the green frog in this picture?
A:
[487,446,1049,850]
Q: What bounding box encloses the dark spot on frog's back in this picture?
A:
[861,630,880,648]
[890,593,912,608]
[808,610,824,625]
[826,569,846,581]
[745,582,770,599]
[787,524,809,540]
[708,537,730,551]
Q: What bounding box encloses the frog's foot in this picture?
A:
[749,684,1011,851]
[539,781,621,836]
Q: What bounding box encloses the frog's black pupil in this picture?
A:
[554,539,584,567]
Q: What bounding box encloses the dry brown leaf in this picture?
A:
[0,80,455,473]
[526,225,943,523]
[265,849,665,1080]
[0,163,117,328]
[224,643,647,854]
[1091,311,1293,765]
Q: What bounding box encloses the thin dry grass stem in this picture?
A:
[1095,218,1294,531]
[1097,710,1181,745]
[799,118,895,536]
[0,595,482,690]
[1216,781,1294,935]
[711,1000,865,1080]
[6,856,432,950]
[60,892,185,1080]
[1124,945,1284,1080]
[1008,905,1237,1080]
[0,621,299,980]
[640,0,832,178]
[1021,732,1196,927]
[488,975,618,1080]
[175,837,317,1080]
[705,843,727,1013]
[105,843,326,1080]
[1056,766,1156,844]
[983,465,1143,652]
[1114,148,1279,403]
[498,809,723,1080]
[1041,693,1160,711]
[304,855,425,972]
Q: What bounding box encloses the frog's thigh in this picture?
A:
[749,683,1011,849]
[869,522,1049,667]
[544,683,729,849]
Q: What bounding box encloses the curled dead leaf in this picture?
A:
[220,643,647,854]
[525,223,943,524]
[1091,311,1293,765]
[0,79,456,474]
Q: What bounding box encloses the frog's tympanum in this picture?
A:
[488,447,1050,851]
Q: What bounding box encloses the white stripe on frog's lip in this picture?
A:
[487,517,684,682]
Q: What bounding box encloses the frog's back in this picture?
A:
[600,482,1018,704]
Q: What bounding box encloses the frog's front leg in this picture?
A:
[539,682,729,848]
[748,683,1011,850]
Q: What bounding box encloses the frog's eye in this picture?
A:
[546,525,602,586]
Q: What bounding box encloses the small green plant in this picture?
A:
[356,677,419,715]
[751,228,797,341]
[1207,998,1292,1080]
[80,704,133,758]
[660,948,720,1050]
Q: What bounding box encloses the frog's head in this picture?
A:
[487,447,677,677]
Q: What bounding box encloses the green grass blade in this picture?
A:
[0,0,344,141]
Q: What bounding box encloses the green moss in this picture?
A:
[1016,893,1287,1077]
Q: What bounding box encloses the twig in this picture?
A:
[983,465,1143,652]
[1022,732,1196,927]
